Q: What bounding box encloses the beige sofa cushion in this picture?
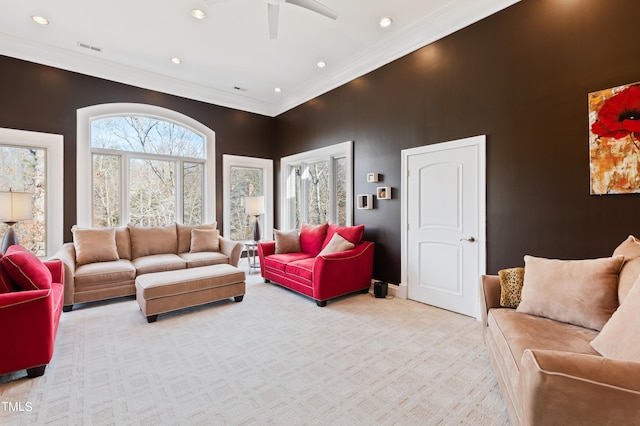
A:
[612,235,640,303]
[132,254,186,276]
[179,252,229,268]
[72,226,119,266]
[517,255,624,331]
[190,229,220,253]
[274,229,301,254]
[115,227,131,260]
[176,223,216,254]
[74,259,136,287]
[591,276,640,361]
[128,224,178,259]
[319,232,355,256]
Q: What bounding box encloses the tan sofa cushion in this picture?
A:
[176,223,216,254]
[190,229,220,253]
[128,224,178,259]
[179,252,229,268]
[613,235,640,303]
[274,229,301,254]
[318,232,355,256]
[74,259,136,287]
[115,227,131,260]
[132,254,186,276]
[72,226,120,266]
[591,276,640,361]
[517,255,624,331]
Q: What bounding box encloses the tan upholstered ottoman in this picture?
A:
[135,264,245,323]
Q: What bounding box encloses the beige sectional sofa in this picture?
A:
[52,223,242,311]
[481,236,640,426]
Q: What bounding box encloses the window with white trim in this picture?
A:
[222,155,273,241]
[0,128,63,258]
[77,104,215,227]
[280,141,353,230]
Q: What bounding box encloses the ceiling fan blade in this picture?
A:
[285,0,338,20]
[268,3,280,40]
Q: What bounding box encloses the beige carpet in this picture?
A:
[1,264,510,425]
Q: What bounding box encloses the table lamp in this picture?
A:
[245,196,265,242]
[0,189,33,254]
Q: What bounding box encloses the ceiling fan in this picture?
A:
[205,0,338,39]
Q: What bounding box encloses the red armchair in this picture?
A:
[258,224,375,306]
[0,252,65,378]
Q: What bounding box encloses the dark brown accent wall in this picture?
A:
[0,55,274,243]
[274,0,640,283]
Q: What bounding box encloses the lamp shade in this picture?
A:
[0,191,33,222]
[245,196,265,216]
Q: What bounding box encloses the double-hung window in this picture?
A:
[280,141,353,229]
[78,104,215,227]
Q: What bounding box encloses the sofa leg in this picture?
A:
[146,314,158,323]
[264,279,271,283]
[63,305,73,312]
[234,295,244,302]
[316,300,327,307]
[360,288,370,294]
[26,365,46,378]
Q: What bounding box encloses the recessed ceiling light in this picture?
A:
[171,57,182,65]
[274,87,282,93]
[31,15,49,25]
[191,9,206,19]
[317,61,327,68]
[379,17,393,28]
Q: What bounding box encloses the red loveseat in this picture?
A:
[0,246,65,378]
[258,223,374,306]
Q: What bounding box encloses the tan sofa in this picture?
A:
[481,237,640,426]
[52,223,242,311]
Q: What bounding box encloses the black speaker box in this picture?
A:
[374,281,388,298]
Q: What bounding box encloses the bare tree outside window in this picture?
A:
[229,166,262,240]
[0,145,46,256]
[335,156,347,226]
[90,116,205,227]
[306,161,329,225]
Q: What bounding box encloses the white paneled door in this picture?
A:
[402,136,486,319]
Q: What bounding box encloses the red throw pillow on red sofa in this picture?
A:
[299,223,329,256]
[0,256,15,293]
[322,224,365,248]
[1,245,52,291]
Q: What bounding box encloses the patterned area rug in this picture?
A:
[1,265,510,425]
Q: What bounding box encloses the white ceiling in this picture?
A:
[0,0,519,117]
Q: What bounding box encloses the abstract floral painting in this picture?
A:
[589,81,640,194]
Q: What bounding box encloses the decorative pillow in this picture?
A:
[177,222,217,253]
[322,224,365,248]
[0,260,15,293]
[274,229,301,254]
[72,226,120,266]
[190,229,220,253]
[1,245,52,291]
[590,276,640,361]
[612,235,640,303]
[128,224,178,259]
[299,223,329,256]
[319,232,356,256]
[516,255,624,331]
[498,267,525,308]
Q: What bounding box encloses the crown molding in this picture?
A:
[0,0,519,118]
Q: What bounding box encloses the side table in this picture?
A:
[245,241,259,270]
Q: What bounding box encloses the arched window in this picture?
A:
[77,104,215,227]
